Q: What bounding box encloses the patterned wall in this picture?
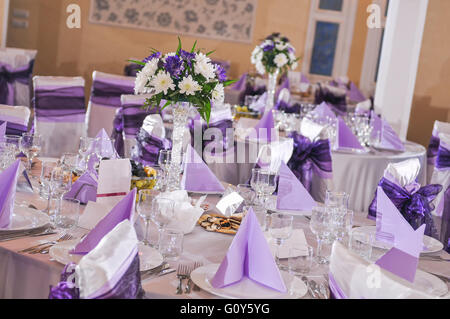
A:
[89,0,257,43]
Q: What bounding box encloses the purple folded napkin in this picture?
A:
[347,82,366,103]
[379,120,405,151]
[375,187,425,282]
[314,102,336,120]
[0,122,6,142]
[337,117,363,150]
[231,73,248,91]
[181,145,225,193]
[211,208,287,292]
[251,109,276,142]
[301,73,310,84]
[276,161,316,212]
[63,171,98,204]
[0,160,21,229]
[70,188,136,255]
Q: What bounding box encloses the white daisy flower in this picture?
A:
[134,72,149,94]
[291,62,298,70]
[288,52,297,63]
[255,61,265,75]
[212,83,224,103]
[178,75,201,96]
[194,60,216,81]
[141,59,159,77]
[276,42,288,51]
[150,71,175,95]
[274,53,288,68]
[195,52,211,65]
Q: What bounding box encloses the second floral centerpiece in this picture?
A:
[251,32,300,110]
[132,38,234,191]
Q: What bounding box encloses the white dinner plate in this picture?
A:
[0,205,50,233]
[351,226,444,254]
[413,269,448,297]
[190,264,308,299]
[332,147,370,154]
[49,240,164,272]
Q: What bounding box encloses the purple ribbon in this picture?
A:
[0,120,28,136]
[274,100,301,114]
[48,255,145,299]
[436,142,450,169]
[443,186,450,253]
[238,84,266,105]
[0,60,34,105]
[123,104,161,138]
[368,177,442,237]
[427,134,440,165]
[90,80,134,107]
[328,272,347,299]
[132,129,172,166]
[33,86,85,119]
[111,108,125,157]
[314,84,347,115]
[286,132,332,193]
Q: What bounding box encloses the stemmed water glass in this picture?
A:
[269,213,294,269]
[50,165,73,222]
[137,189,158,246]
[250,168,262,204]
[158,150,172,191]
[19,133,42,172]
[40,161,58,214]
[79,137,97,172]
[55,199,80,233]
[151,197,175,248]
[310,207,332,265]
[237,184,256,206]
[258,170,278,208]
[0,142,16,169]
[4,135,21,157]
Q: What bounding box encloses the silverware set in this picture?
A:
[420,255,450,262]
[0,226,56,243]
[301,276,329,299]
[18,233,73,254]
[140,262,175,281]
[176,262,202,295]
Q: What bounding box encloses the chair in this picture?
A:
[329,241,447,299]
[0,104,30,135]
[0,48,37,107]
[33,76,86,157]
[427,120,450,184]
[86,71,134,137]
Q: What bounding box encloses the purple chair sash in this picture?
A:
[132,129,172,166]
[442,186,450,253]
[0,120,28,136]
[436,142,450,170]
[427,134,440,165]
[239,83,266,106]
[90,80,134,107]
[111,108,125,157]
[0,60,34,105]
[314,84,347,115]
[49,254,145,299]
[286,132,332,194]
[274,100,301,114]
[368,177,442,238]
[33,86,85,120]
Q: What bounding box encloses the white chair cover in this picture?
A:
[329,241,447,299]
[0,104,30,135]
[0,48,37,107]
[86,71,134,137]
[431,133,450,221]
[33,76,86,157]
[428,120,450,183]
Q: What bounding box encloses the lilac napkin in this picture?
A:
[347,82,366,102]
[276,161,316,212]
[251,109,276,142]
[337,117,363,150]
[379,120,405,151]
[0,122,6,142]
[231,73,248,91]
[314,102,336,120]
[70,188,136,255]
[64,171,98,204]
[211,208,287,292]
[181,145,225,193]
[0,160,21,229]
[375,187,425,282]
[371,111,382,140]
[301,73,310,84]
[92,128,119,159]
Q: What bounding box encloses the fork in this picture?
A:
[26,233,73,254]
[176,264,189,295]
[184,264,195,294]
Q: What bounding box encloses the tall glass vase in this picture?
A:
[166,102,190,191]
[265,69,279,112]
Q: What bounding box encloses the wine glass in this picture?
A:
[79,137,97,171]
[250,168,262,204]
[269,213,294,269]
[0,142,16,169]
[151,197,175,248]
[158,150,172,191]
[325,190,349,217]
[137,189,158,246]
[55,199,80,233]
[4,135,21,157]
[237,184,256,206]
[40,161,58,214]
[310,207,332,265]
[258,170,278,208]
[332,209,354,244]
[50,166,73,222]
[19,133,42,172]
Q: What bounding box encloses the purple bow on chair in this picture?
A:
[0,60,34,105]
[427,134,440,166]
[90,80,134,107]
[286,132,332,194]
[274,100,301,114]
[132,129,172,166]
[111,108,125,157]
[436,141,450,169]
[33,86,86,121]
[238,83,266,105]
[314,84,347,115]
[368,177,442,237]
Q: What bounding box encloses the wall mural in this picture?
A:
[89,0,257,43]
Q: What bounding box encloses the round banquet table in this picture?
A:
[331,141,427,213]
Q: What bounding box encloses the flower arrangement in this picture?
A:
[250,32,300,75]
[131,38,235,123]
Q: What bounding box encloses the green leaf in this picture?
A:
[205,100,211,125]
[222,79,237,87]
[205,50,215,56]
[128,59,145,66]
[160,100,172,111]
[190,40,197,53]
[176,37,182,55]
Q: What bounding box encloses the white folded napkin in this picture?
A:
[142,114,166,139]
[97,159,132,207]
[256,138,294,173]
[216,190,244,216]
[300,118,327,141]
[156,190,205,234]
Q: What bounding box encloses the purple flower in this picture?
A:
[215,64,227,82]
[263,44,275,52]
[143,51,161,63]
[179,50,195,66]
[164,55,184,78]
